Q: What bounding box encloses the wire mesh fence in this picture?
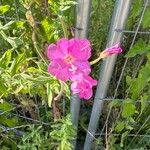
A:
[84,0,150,149]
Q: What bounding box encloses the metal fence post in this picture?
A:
[83,0,132,149]
[71,0,92,149]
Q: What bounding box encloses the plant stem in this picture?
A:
[90,55,102,65]
[33,41,48,66]
[59,16,68,38]
[54,81,64,101]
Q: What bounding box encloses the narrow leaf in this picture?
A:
[47,83,53,107]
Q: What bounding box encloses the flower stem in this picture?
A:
[90,55,102,65]
[54,81,64,101]
[33,41,48,66]
[26,8,48,66]
[59,16,68,38]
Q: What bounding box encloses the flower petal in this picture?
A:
[70,74,97,100]
[57,38,69,55]
[69,38,91,60]
[84,75,97,87]
[103,43,123,56]
[48,59,71,81]
[74,61,91,75]
[71,82,79,94]
[79,88,93,99]
[47,44,64,60]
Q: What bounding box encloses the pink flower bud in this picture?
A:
[100,43,123,58]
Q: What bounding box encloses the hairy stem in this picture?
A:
[90,54,102,65]
[54,81,65,101]
[59,16,68,38]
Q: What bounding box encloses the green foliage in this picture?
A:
[140,94,148,115]
[122,99,136,118]
[18,126,52,150]
[125,39,150,58]
[0,101,12,111]
[130,54,150,100]
[106,1,150,149]
[0,101,18,128]
[142,6,150,28]
[41,17,55,42]
[0,0,73,149]
[50,115,76,150]
[110,52,150,149]
[120,131,129,148]
[0,49,11,69]
[17,115,76,150]
[115,121,125,132]
[0,5,10,14]
[0,136,17,150]
[47,83,53,107]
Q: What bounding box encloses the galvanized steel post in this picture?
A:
[84,0,131,149]
[71,0,92,149]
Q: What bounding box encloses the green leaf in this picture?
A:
[0,21,15,30]
[59,1,77,12]
[126,124,134,131]
[0,31,23,49]
[130,0,142,19]
[5,36,23,49]
[120,131,129,147]
[125,40,150,58]
[140,94,148,114]
[10,53,26,76]
[115,121,125,132]
[13,21,24,29]
[142,7,150,28]
[126,75,132,86]
[130,56,150,99]
[60,5,71,11]
[0,21,24,31]
[108,100,122,108]
[47,83,53,107]
[0,5,10,14]
[61,1,77,5]
[0,77,7,96]
[127,0,142,29]
[0,101,12,111]
[0,116,18,127]
[41,17,54,42]
[122,99,136,118]
[0,49,12,69]
[26,67,39,73]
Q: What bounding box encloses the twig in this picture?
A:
[0,124,26,136]
[52,81,65,121]
[105,124,109,150]
[12,113,50,125]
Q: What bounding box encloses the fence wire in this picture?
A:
[84,0,150,149]
[99,0,150,137]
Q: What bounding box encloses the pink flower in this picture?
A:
[100,43,123,58]
[71,74,97,99]
[47,38,91,81]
